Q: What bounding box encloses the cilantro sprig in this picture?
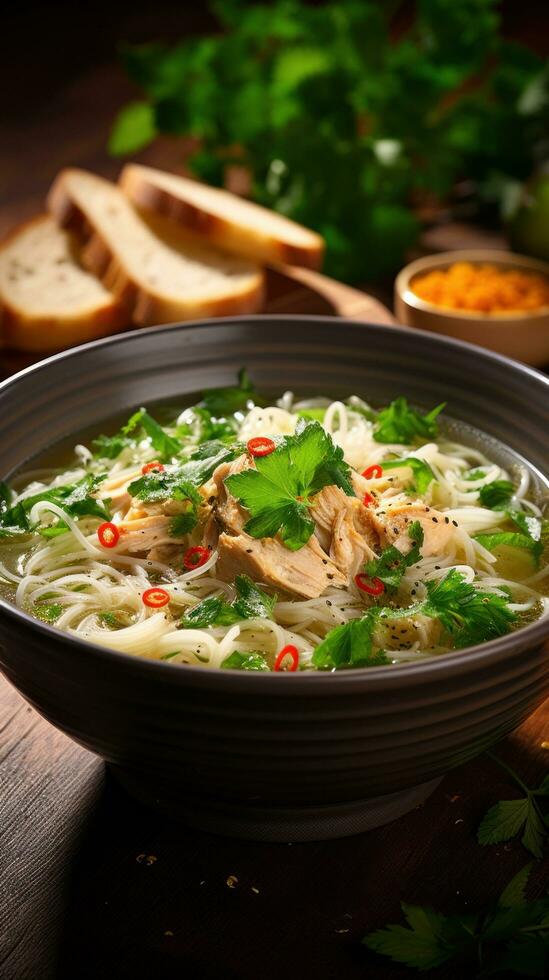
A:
[373,398,445,445]
[382,456,435,495]
[225,419,353,551]
[0,474,110,539]
[479,479,515,509]
[181,575,276,628]
[363,521,424,593]
[478,753,549,859]
[312,611,389,670]
[311,569,517,670]
[221,650,270,671]
[364,863,549,976]
[200,367,259,418]
[128,469,202,535]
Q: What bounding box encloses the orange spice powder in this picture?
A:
[411,262,549,314]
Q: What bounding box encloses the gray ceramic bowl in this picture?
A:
[0,316,548,842]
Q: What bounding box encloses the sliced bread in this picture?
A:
[0,215,127,352]
[119,163,325,271]
[47,169,265,327]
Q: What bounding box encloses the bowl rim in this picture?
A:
[1,313,548,691]
[395,249,549,321]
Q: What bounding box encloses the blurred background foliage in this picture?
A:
[109,0,549,282]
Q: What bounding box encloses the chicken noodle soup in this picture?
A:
[1,371,547,671]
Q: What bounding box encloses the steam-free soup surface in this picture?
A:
[1,371,547,672]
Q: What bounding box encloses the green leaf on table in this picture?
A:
[478,756,549,859]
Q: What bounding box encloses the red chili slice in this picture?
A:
[142,587,170,608]
[97,522,120,548]
[142,461,165,475]
[273,644,299,672]
[354,574,385,596]
[362,464,383,480]
[247,437,276,458]
[362,492,375,507]
[183,545,210,571]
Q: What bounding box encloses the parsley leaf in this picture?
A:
[479,479,515,509]
[177,441,241,487]
[373,398,445,445]
[478,754,549,859]
[181,575,276,628]
[123,407,182,461]
[34,602,63,623]
[221,650,270,671]
[312,610,388,670]
[475,531,543,565]
[182,596,241,628]
[1,475,109,537]
[200,368,258,417]
[92,431,135,460]
[382,457,435,495]
[97,611,125,629]
[128,469,202,533]
[364,864,549,976]
[363,521,424,592]
[421,569,518,648]
[225,419,352,551]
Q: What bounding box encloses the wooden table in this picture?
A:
[1,74,548,978]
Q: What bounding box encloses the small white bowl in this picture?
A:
[395,249,549,366]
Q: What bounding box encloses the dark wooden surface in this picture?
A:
[1,56,549,980]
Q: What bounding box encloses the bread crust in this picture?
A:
[120,164,325,272]
[0,214,128,352]
[47,169,265,327]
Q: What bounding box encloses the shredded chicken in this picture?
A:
[310,485,379,579]
[216,531,347,599]
[371,502,454,557]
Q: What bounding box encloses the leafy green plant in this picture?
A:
[478,753,549,859]
[109,0,547,281]
[364,863,549,976]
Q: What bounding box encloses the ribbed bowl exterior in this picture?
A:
[1,317,548,816]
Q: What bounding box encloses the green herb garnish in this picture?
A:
[363,863,549,975]
[181,575,276,628]
[200,368,258,418]
[475,531,543,565]
[221,650,270,671]
[97,611,124,629]
[363,521,424,593]
[382,457,435,495]
[311,568,517,670]
[225,419,353,551]
[123,407,182,461]
[128,469,202,534]
[312,611,389,670]
[35,603,63,623]
[420,569,518,649]
[373,398,445,445]
[479,479,515,509]
[0,474,109,538]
